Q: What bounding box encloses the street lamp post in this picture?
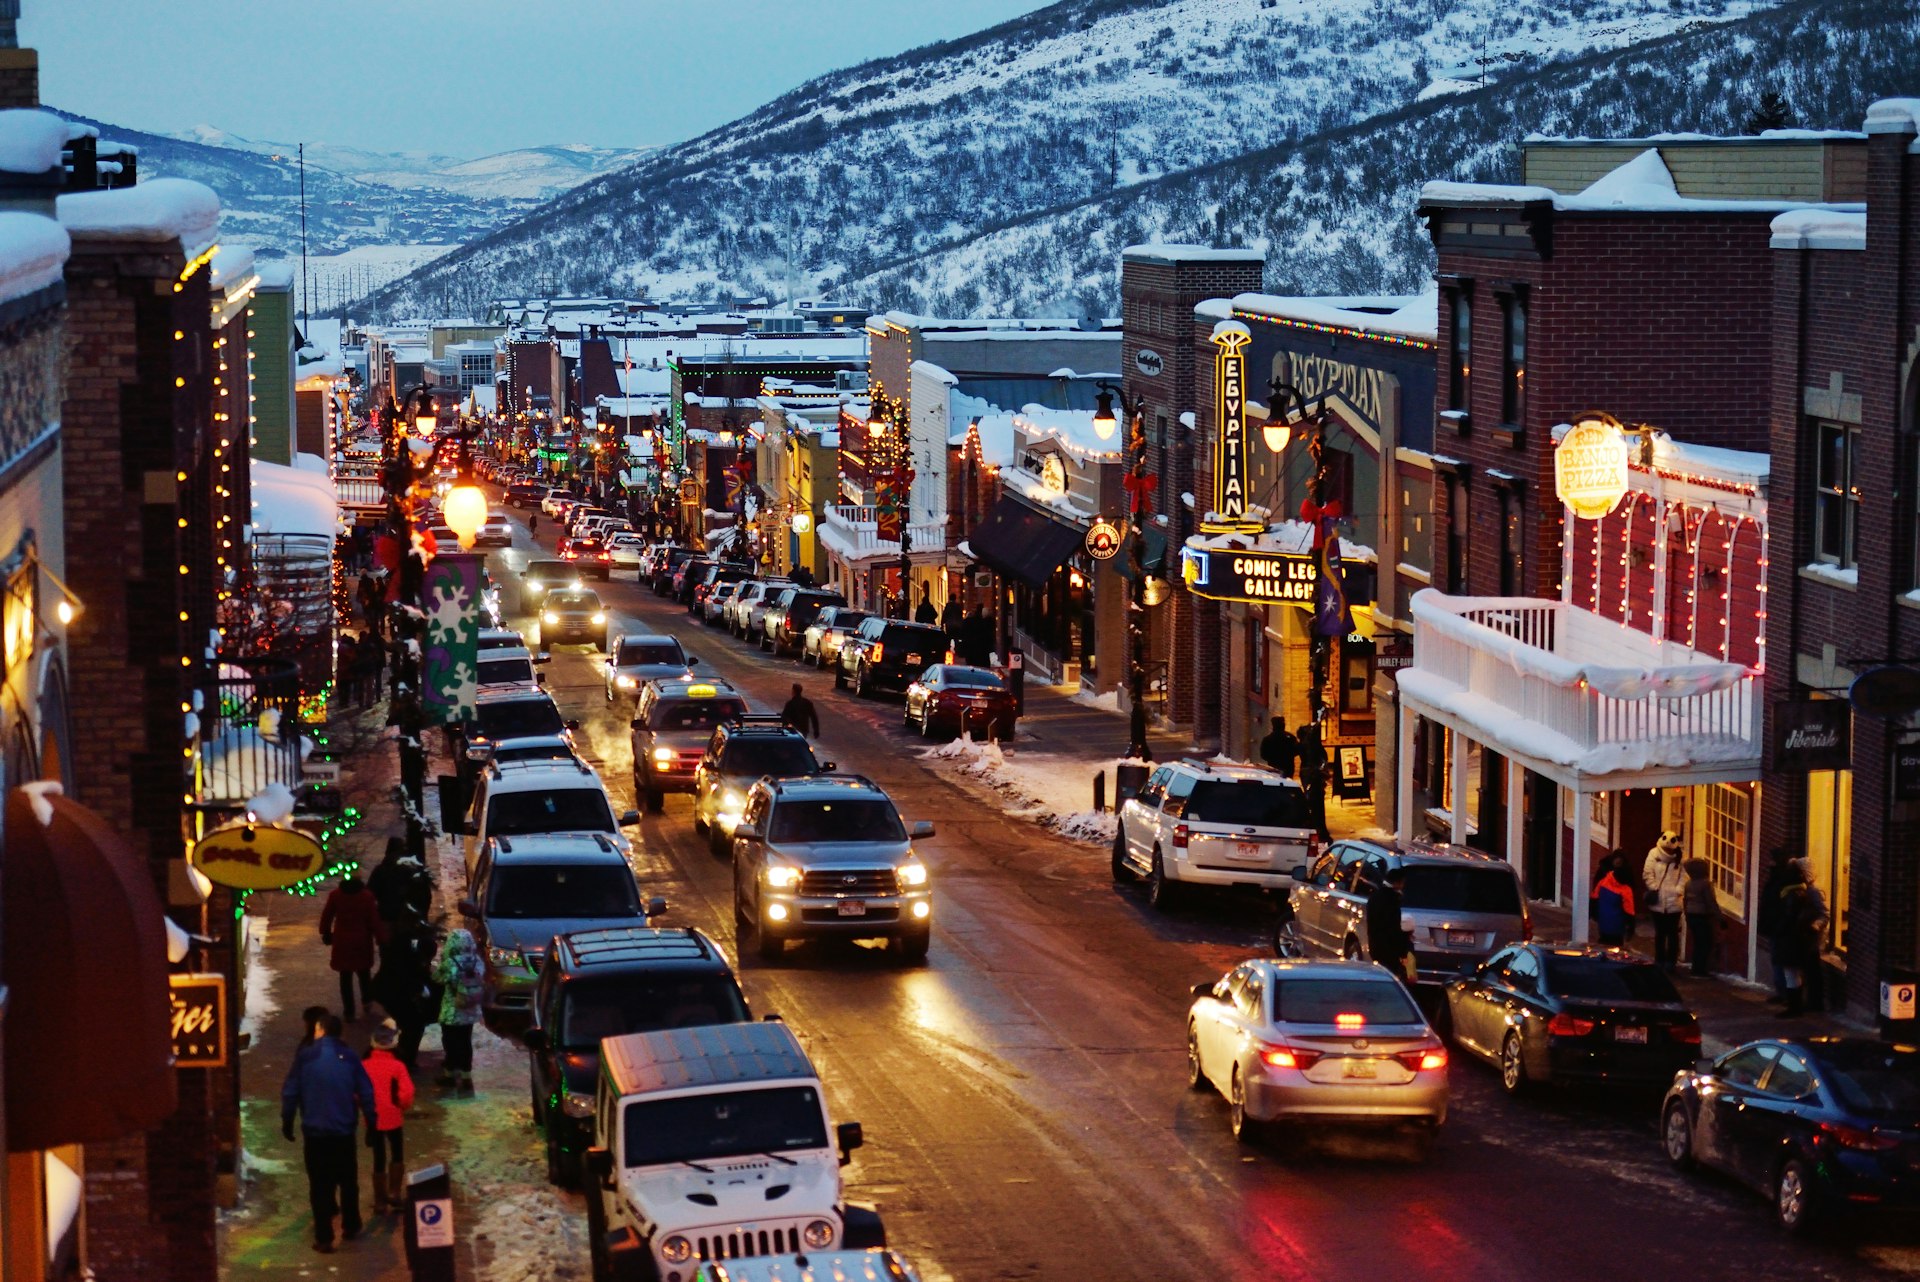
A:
[1094,382,1154,760]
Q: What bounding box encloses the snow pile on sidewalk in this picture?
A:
[919,735,1127,845]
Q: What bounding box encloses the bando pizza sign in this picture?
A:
[1555,413,1630,521]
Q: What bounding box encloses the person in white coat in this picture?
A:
[1642,831,1687,971]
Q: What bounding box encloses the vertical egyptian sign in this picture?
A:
[1207,321,1254,532]
[422,551,482,725]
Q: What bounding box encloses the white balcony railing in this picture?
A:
[819,505,948,561]
[1402,590,1761,777]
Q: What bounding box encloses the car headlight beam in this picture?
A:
[660,1234,694,1264]
[802,1219,835,1249]
[652,746,674,765]
[542,611,558,625]
[764,865,802,889]
[897,861,929,887]
[561,1091,595,1119]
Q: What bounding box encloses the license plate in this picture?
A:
[1232,841,1264,860]
[906,654,922,665]
[1343,1059,1379,1079]
[1446,929,1477,947]
[1614,1025,1648,1044]
[837,900,867,917]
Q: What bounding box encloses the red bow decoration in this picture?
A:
[1300,498,1344,547]
[1123,470,1158,514]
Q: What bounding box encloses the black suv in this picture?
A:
[520,559,582,613]
[835,617,950,698]
[693,715,828,855]
[648,545,696,595]
[521,925,750,1187]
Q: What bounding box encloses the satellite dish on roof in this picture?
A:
[1849,665,1920,719]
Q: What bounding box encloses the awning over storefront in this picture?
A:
[4,784,177,1151]
[966,496,1084,589]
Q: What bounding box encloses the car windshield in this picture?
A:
[616,641,684,667]
[1185,781,1308,827]
[486,787,615,836]
[722,740,818,779]
[487,864,639,919]
[1543,957,1683,1003]
[1272,978,1422,1025]
[489,741,573,765]
[879,625,944,652]
[941,668,1004,689]
[559,976,750,1048]
[525,561,573,581]
[652,699,748,731]
[477,699,565,739]
[623,1085,828,1168]
[478,657,533,686]
[1399,865,1524,914]
[827,612,869,631]
[1819,1043,1920,1120]
[549,592,599,611]
[768,798,905,843]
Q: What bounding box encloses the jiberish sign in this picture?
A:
[1770,698,1851,773]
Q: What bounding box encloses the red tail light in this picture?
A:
[1259,1044,1322,1071]
[1818,1122,1900,1152]
[1396,1046,1448,1071]
[1334,1013,1366,1031]
[1670,1024,1702,1046]
[1172,824,1190,849]
[1547,1014,1596,1038]
[598,552,610,560]
[1305,833,1321,864]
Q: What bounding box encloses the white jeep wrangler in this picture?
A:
[584,1021,883,1282]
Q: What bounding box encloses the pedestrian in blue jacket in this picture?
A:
[282,1014,377,1252]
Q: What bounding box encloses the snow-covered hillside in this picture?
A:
[366,0,1778,317]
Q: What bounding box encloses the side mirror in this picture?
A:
[910,820,935,839]
[761,1012,784,1022]
[619,809,642,827]
[532,652,551,665]
[520,1027,547,1051]
[536,673,547,686]
[1288,865,1309,882]
[819,761,837,773]
[629,718,644,731]
[643,895,668,918]
[466,745,492,763]
[836,1121,864,1166]
[684,655,698,666]
[565,718,582,732]
[734,825,762,843]
[457,899,480,917]
[1694,1057,1716,1076]
[1190,982,1214,998]
[584,1146,614,1183]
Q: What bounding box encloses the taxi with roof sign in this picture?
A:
[630,678,751,810]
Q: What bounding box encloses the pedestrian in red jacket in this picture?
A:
[361,1019,415,1212]
[320,876,387,1021]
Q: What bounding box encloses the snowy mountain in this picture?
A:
[855,0,1920,314]
[362,0,1787,318]
[163,127,651,202]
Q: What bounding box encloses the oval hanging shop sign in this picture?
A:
[190,822,328,891]
[1555,415,1630,521]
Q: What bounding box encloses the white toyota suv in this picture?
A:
[461,757,641,880]
[1112,759,1317,912]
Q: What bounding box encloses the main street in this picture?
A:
[465,516,1916,1282]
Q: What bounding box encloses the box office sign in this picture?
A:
[1771,698,1851,774]
[170,973,227,1068]
[1181,546,1319,605]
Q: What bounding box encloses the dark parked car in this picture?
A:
[521,559,583,613]
[902,664,1017,739]
[649,545,696,595]
[834,617,951,698]
[1442,944,1700,1095]
[522,924,750,1187]
[760,587,846,654]
[506,482,545,509]
[1662,1037,1920,1233]
[691,562,754,616]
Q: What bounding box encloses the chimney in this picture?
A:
[0,2,38,109]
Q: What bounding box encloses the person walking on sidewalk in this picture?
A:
[1591,852,1637,946]
[1775,862,1829,1017]
[1365,866,1415,987]
[371,907,438,1071]
[1682,857,1720,977]
[361,1019,416,1213]
[321,875,387,1022]
[1258,717,1298,778]
[915,585,938,625]
[434,928,485,1094]
[1791,856,1831,1013]
[282,1014,376,1253]
[940,595,964,651]
[782,683,820,739]
[367,837,432,925]
[1642,831,1687,971]
[1757,848,1796,1002]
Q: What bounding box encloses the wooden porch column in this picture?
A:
[1569,789,1593,944]
[1449,728,1470,846]
[1505,759,1526,876]
[1395,700,1418,842]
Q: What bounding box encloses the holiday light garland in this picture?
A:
[1231,308,1436,351]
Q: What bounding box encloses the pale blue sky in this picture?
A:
[25,0,1055,157]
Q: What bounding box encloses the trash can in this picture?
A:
[1881,968,1919,1043]
[404,1163,456,1281]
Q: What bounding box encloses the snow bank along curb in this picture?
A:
[919,734,1122,846]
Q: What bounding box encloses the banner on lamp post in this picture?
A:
[422,551,483,725]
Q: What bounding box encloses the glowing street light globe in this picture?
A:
[442,481,488,549]
[790,511,813,535]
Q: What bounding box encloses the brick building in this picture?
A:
[1119,246,1265,741]
[1761,99,1920,1015]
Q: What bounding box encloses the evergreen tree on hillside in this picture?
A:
[1743,89,1793,133]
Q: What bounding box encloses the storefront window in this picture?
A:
[1805,769,1852,952]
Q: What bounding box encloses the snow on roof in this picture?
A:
[911,359,957,386]
[1013,404,1123,463]
[1121,243,1266,264]
[0,109,69,175]
[254,260,294,290]
[617,365,671,396]
[58,177,220,256]
[1865,98,1920,135]
[598,395,667,417]
[251,458,338,537]
[1232,288,1438,342]
[1770,208,1867,251]
[951,389,1018,464]
[208,243,256,291]
[1525,130,1865,144]
[1421,179,1557,205]
[1427,150,1862,216]
[0,213,69,306]
[1194,298,1232,320]
[467,385,497,413]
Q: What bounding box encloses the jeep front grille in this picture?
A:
[696,1225,798,1261]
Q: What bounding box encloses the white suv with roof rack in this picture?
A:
[462,756,641,880]
[1113,758,1317,912]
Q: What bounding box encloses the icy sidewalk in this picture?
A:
[915,679,1390,846]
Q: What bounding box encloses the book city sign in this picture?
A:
[1555,412,1631,520]
[1180,545,1319,604]
[189,820,328,891]
[1204,320,1261,535]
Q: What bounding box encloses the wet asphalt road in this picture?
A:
[482,518,1918,1282]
